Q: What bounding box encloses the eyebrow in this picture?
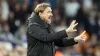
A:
[48,10,52,12]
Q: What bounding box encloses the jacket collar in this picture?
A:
[33,13,50,28]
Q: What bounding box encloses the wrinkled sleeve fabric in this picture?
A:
[54,38,78,47]
[28,24,68,42]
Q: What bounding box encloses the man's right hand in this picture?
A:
[74,31,86,42]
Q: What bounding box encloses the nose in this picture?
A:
[51,13,53,16]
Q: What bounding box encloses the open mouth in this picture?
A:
[49,16,52,19]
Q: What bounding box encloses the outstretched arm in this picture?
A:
[54,31,86,47]
[54,38,78,47]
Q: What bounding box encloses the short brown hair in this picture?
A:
[34,3,50,14]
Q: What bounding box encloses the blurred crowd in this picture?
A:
[0,0,100,56]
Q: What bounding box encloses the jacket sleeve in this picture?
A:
[54,38,78,47]
[28,24,68,42]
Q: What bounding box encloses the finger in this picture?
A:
[71,20,76,25]
[80,31,86,36]
[73,29,77,31]
[73,23,78,27]
[74,20,76,23]
[73,20,76,24]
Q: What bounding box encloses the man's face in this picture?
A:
[39,7,53,24]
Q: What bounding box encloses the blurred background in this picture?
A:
[0,0,100,56]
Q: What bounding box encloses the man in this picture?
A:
[27,3,86,56]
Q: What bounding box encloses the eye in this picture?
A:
[48,11,52,13]
[47,11,50,13]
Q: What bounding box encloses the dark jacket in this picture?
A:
[27,12,77,56]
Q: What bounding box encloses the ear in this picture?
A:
[39,12,42,16]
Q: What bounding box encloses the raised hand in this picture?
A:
[66,20,78,33]
[74,31,86,42]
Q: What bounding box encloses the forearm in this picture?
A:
[54,38,78,47]
[62,38,78,47]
